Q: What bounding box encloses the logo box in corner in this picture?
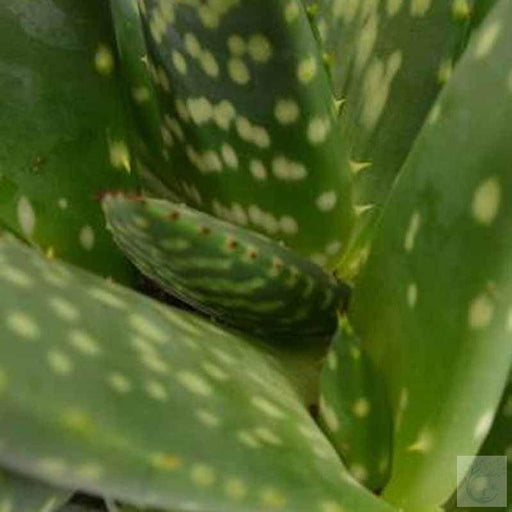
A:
[457,456,508,508]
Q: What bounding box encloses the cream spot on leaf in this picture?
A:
[316,191,338,212]
[410,0,432,16]
[284,1,300,23]
[352,398,371,418]
[191,464,216,486]
[274,99,300,125]
[474,410,494,440]
[248,34,272,62]
[79,225,95,251]
[17,196,36,237]
[184,33,201,58]
[237,430,262,449]
[327,350,338,371]
[407,282,418,308]
[109,140,131,172]
[469,294,494,329]
[407,428,433,452]
[252,396,285,419]
[196,409,221,427]
[472,177,501,225]
[94,44,114,75]
[297,56,317,84]
[386,0,403,17]
[474,21,502,59]
[88,288,126,309]
[47,350,73,376]
[176,371,213,396]
[221,144,239,168]
[320,395,339,432]
[307,117,330,145]
[49,297,80,322]
[0,265,33,288]
[227,34,246,55]
[201,362,229,381]
[151,453,183,471]
[172,50,187,75]
[261,488,286,509]
[249,160,267,181]
[321,501,345,512]
[279,216,298,235]
[228,58,250,85]
[350,463,368,482]
[129,314,168,343]
[272,156,307,181]
[404,211,421,252]
[145,380,168,402]
[108,373,132,394]
[69,330,101,356]
[225,477,247,500]
[199,50,219,78]
[6,311,40,340]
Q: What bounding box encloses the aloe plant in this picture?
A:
[0,0,510,511]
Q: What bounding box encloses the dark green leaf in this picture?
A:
[103,195,348,340]
[0,238,392,512]
[112,0,354,268]
[0,0,139,282]
[350,1,512,508]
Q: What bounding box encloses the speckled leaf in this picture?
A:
[443,373,512,511]
[0,467,70,512]
[318,319,392,492]
[109,0,179,199]
[103,194,348,340]
[0,238,392,512]
[318,0,473,207]
[0,0,139,282]
[101,187,333,424]
[111,0,354,268]
[314,0,477,277]
[349,2,512,509]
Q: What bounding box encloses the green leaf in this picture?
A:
[315,0,483,278]
[103,194,348,340]
[0,467,70,512]
[0,238,392,512]
[111,0,354,268]
[0,0,139,283]
[349,1,512,509]
[109,0,180,199]
[318,0,473,206]
[318,319,392,491]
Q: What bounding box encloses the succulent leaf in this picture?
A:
[109,0,178,196]
[319,0,473,206]
[318,319,392,491]
[0,0,139,282]
[0,467,70,512]
[111,0,354,268]
[315,0,487,278]
[349,1,512,508]
[103,194,348,340]
[0,238,392,512]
